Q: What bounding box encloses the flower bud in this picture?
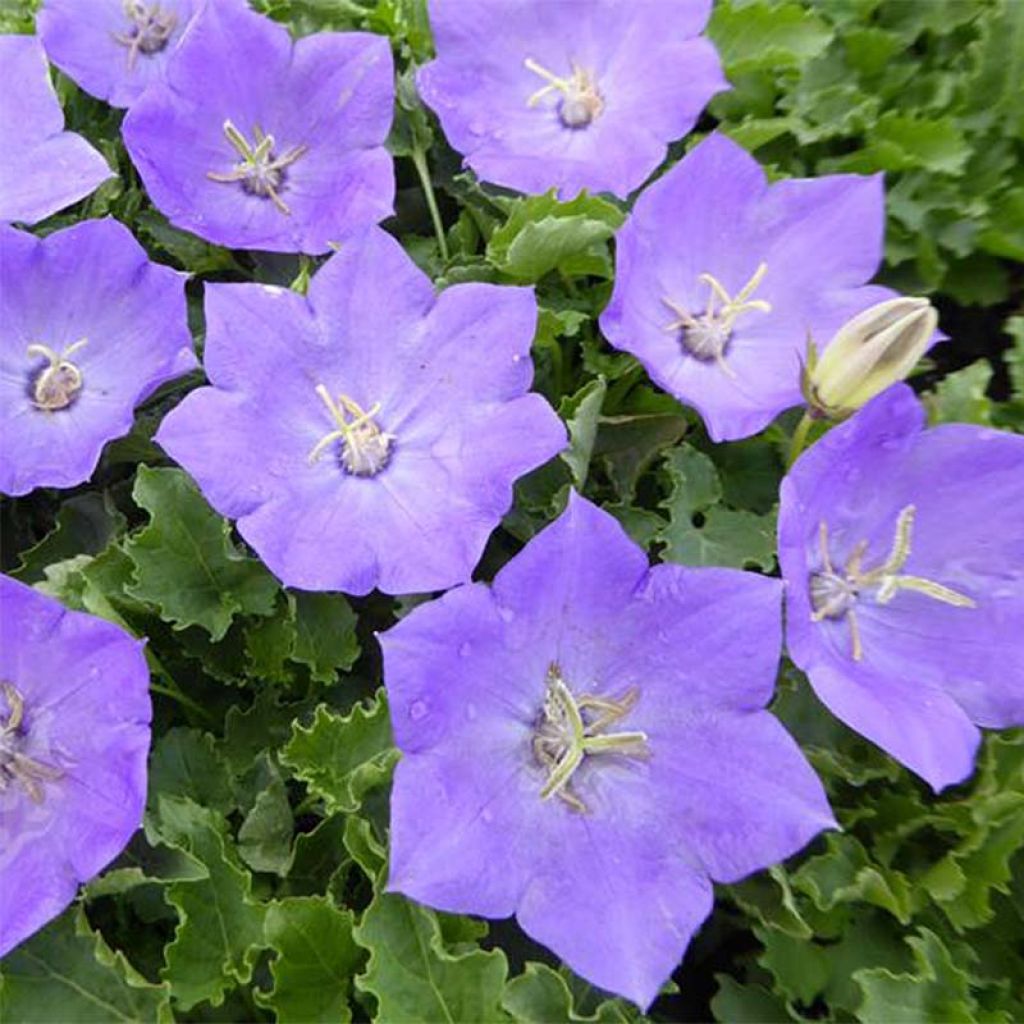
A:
[802,297,938,418]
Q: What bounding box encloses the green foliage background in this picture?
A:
[1,0,1022,1021]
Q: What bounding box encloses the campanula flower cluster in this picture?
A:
[1,0,1022,1010]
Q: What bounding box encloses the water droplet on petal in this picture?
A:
[466,703,478,721]
[409,699,427,721]
[459,642,472,657]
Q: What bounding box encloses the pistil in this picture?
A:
[112,1,178,70]
[0,683,62,805]
[308,385,395,476]
[207,120,307,215]
[663,263,771,377]
[524,57,603,129]
[533,664,648,813]
[810,505,976,661]
[27,339,87,411]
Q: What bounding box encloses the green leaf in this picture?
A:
[855,929,976,1023]
[487,191,624,282]
[559,377,607,488]
[925,360,994,426]
[12,492,126,584]
[256,897,362,1023]
[157,799,267,1011]
[661,504,777,571]
[593,408,688,500]
[354,892,509,1023]
[502,963,627,1023]
[711,975,793,1023]
[238,767,295,876]
[124,467,278,640]
[244,591,360,684]
[794,833,913,924]
[281,693,396,815]
[0,908,171,1023]
[148,728,236,818]
[135,209,239,274]
[291,592,361,683]
[709,0,833,73]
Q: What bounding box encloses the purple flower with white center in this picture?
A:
[121,0,394,253]
[417,0,728,200]
[0,218,196,496]
[382,493,834,1007]
[156,227,567,596]
[0,35,113,225]
[601,133,899,442]
[779,384,1024,791]
[0,574,152,957]
[39,0,199,110]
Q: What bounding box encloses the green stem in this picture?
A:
[149,682,212,721]
[411,146,449,263]
[787,410,815,468]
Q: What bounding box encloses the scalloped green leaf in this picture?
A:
[487,191,624,282]
[157,799,267,1011]
[281,693,396,815]
[0,909,171,1023]
[354,893,509,1023]
[124,467,278,640]
[256,897,362,1023]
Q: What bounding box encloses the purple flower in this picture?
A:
[779,384,1024,791]
[418,0,727,199]
[0,218,196,496]
[121,0,394,253]
[156,227,566,595]
[0,35,113,225]
[0,574,152,957]
[601,133,895,441]
[382,493,833,1007]
[39,0,199,110]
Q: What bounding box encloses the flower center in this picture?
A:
[206,120,308,216]
[532,663,648,813]
[810,505,976,661]
[112,1,178,69]
[27,339,87,411]
[308,385,395,477]
[1,682,62,805]
[662,263,772,378]
[524,58,604,129]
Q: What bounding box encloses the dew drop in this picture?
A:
[459,642,472,657]
[466,703,478,721]
[498,606,515,622]
[409,699,427,721]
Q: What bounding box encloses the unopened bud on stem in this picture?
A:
[802,296,938,419]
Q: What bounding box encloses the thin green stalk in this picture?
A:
[787,410,815,468]
[411,146,449,263]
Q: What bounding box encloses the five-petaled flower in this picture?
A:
[601,133,899,441]
[382,492,834,1007]
[122,0,394,253]
[0,574,152,958]
[39,0,198,109]
[418,0,728,199]
[779,384,1024,791]
[0,218,196,496]
[156,226,567,596]
[0,34,113,225]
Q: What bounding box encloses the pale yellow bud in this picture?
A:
[802,297,938,418]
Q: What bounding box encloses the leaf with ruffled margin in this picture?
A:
[281,693,397,816]
[256,897,362,1023]
[0,908,172,1023]
[854,929,976,1023]
[658,445,776,571]
[487,192,624,282]
[503,962,639,1023]
[245,591,360,685]
[155,798,267,1011]
[354,892,509,1023]
[124,467,278,640]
